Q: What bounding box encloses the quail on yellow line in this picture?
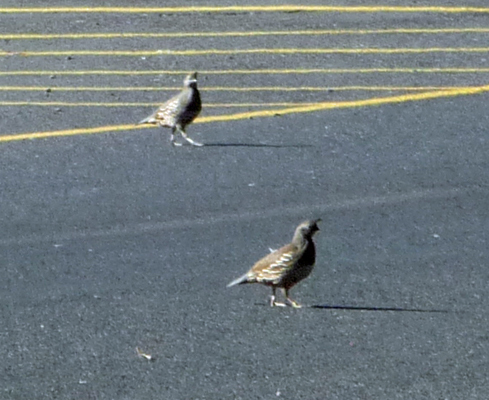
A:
[227,219,321,308]
[138,72,203,147]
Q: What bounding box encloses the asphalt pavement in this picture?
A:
[1,2,489,399]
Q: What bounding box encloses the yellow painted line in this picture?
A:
[0,86,185,92]
[0,101,325,108]
[1,6,489,13]
[0,86,472,92]
[0,125,138,142]
[3,28,489,40]
[2,68,489,76]
[4,48,489,57]
[2,85,489,143]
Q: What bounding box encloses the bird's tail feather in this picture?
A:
[227,273,250,288]
[137,114,157,125]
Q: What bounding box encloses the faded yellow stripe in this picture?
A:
[1,6,489,13]
[0,86,184,92]
[4,47,489,57]
[193,85,489,123]
[1,68,489,76]
[0,101,323,108]
[2,85,489,143]
[0,86,470,92]
[0,125,137,142]
[3,28,489,40]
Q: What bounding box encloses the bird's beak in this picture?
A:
[313,218,321,232]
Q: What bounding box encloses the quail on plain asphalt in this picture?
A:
[227,219,321,308]
[138,72,203,147]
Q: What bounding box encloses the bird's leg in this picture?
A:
[284,289,302,308]
[269,287,276,307]
[170,127,182,147]
[270,287,286,307]
[179,127,204,147]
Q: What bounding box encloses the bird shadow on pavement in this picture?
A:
[310,304,450,313]
[253,302,450,313]
[203,143,315,148]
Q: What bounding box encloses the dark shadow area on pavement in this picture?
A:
[253,302,451,312]
[203,143,314,148]
[310,304,450,313]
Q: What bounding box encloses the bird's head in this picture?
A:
[294,219,321,241]
[184,72,199,88]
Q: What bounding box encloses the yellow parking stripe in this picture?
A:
[3,28,489,40]
[0,101,324,107]
[3,48,489,57]
[0,86,471,92]
[1,6,489,13]
[1,85,489,143]
[1,68,489,76]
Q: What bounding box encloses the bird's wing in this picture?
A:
[138,93,181,125]
[154,96,179,120]
[250,243,303,284]
[138,99,171,125]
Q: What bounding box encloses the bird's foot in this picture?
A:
[269,295,286,307]
[187,139,204,147]
[180,131,204,147]
[170,133,183,147]
[286,299,302,308]
[270,297,286,307]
